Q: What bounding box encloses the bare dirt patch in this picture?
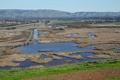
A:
[26,67,120,80]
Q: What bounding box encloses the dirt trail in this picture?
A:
[26,67,120,80]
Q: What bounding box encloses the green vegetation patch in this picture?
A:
[0,24,18,27]
[50,20,79,25]
[0,59,120,80]
[104,77,120,80]
[93,21,120,25]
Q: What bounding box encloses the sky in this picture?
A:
[0,0,120,12]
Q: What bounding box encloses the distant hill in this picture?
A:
[0,9,120,19]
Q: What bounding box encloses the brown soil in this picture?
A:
[26,67,120,80]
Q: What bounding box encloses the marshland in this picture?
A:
[0,19,120,70]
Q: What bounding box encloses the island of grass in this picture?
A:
[0,58,120,80]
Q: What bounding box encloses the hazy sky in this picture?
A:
[0,0,120,12]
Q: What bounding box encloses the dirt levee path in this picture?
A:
[26,67,120,80]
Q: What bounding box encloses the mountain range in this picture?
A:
[0,9,120,19]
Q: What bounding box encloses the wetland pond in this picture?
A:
[87,32,96,38]
[0,29,104,70]
[13,42,94,53]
